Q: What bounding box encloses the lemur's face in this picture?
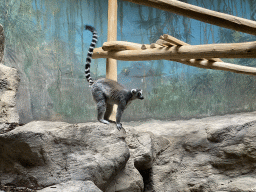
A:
[131,89,144,100]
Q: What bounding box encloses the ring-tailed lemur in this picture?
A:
[85,25,144,130]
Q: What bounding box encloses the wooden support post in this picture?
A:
[107,0,118,121]
[106,0,118,81]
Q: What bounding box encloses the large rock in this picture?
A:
[105,157,144,192]
[105,127,170,192]
[126,112,256,192]
[0,63,20,132]
[2,112,256,192]
[124,127,170,192]
[0,24,20,132]
[0,121,129,191]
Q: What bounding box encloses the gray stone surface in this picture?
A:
[105,157,144,192]
[0,24,4,63]
[0,25,20,128]
[0,63,20,127]
[37,180,102,192]
[2,112,256,192]
[0,121,129,191]
[125,112,256,192]
[105,127,169,192]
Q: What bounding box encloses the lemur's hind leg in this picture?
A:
[116,102,126,130]
[97,100,110,124]
[92,91,109,124]
[104,104,114,122]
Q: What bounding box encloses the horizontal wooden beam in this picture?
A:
[102,40,223,62]
[95,40,256,76]
[93,41,256,60]
[121,0,256,36]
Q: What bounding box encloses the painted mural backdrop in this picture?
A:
[1,0,256,123]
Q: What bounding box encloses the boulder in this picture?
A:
[126,112,256,192]
[105,127,169,192]
[0,63,20,132]
[105,158,144,192]
[2,112,256,192]
[0,24,20,132]
[0,121,129,191]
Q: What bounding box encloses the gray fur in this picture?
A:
[85,25,144,130]
[91,78,144,130]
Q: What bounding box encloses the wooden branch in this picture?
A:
[155,39,175,47]
[95,41,256,75]
[121,0,256,36]
[93,41,256,60]
[160,34,223,62]
[160,34,186,46]
[174,59,256,76]
[102,41,148,51]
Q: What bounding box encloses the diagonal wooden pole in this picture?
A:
[106,0,118,121]
[121,0,256,36]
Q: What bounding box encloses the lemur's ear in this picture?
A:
[131,89,137,94]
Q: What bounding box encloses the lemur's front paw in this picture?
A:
[116,123,122,131]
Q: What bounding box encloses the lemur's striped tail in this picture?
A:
[85,25,98,86]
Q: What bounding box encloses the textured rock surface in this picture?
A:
[125,112,256,192]
[105,127,170,192]
[0,24,4,63]
[0,24,20,131]
[0,121,129,191]
[105,157,144,192]
[37,180,102,192]
[0,63,20,130]
[2,112,256,191]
